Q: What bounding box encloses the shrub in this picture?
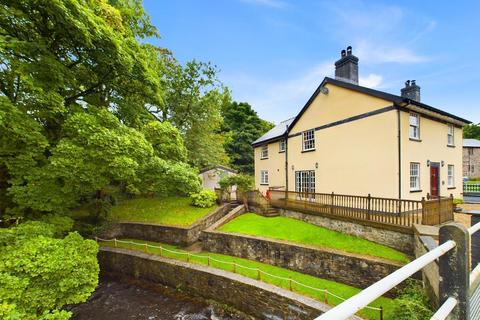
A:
[190,189,217,208]
[391,280,433,320]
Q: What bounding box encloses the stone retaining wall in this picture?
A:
[103,204,231,246]
[99,247,357,320]
[202,227,402,291]
[281,209,414,255]
[413,227,440,308]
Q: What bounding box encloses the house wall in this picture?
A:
[253,82,465,200]
[254,140,286,194]
[199,168,236,190]
[463,147,480,179]
[400,111,463,200]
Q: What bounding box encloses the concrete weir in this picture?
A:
[98,247,363,320]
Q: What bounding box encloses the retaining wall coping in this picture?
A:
[99,246,349,318]
[205,228,404,268]
[205,204,245,232]
[117,204,229,230]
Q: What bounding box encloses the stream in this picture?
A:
[70,275,250,320]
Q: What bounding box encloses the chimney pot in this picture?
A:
[334,46,359,84]
[401,80,421,102]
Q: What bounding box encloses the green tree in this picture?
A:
[464,123,480,140]
[0,220,99,320]
[150,57,231,168]
[0,1,205,217]
[221,102,274,173]
[142,121,187,162]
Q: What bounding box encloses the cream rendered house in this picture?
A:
[253,47,470,200]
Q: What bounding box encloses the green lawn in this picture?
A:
[101,238,397,320]
[218,213,410,264]
[108,197,217,227]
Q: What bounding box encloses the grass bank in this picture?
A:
[218,213,410,264]
[73,197,217,227]
[100,238,396,320]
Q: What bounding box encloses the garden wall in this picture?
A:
[201,226,402,291]
[103,204,231,246]
[280,209,414,255]
[413,226,440,308]
[98,247,351,320]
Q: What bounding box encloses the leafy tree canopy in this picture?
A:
[0,219,99,320]
[150,57,231,168]
[221,102,274,173]
[464,123,480,140]
[0,0,205,217]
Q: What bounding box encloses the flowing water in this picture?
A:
[71,276,250,320]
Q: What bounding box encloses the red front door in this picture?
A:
[430,165,439,198]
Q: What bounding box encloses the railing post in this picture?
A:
[421,197,426,224]
[367,193,371,220]
[439,223,470,320]
[330,192,334,214]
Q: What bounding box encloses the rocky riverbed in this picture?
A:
[70,275,250,320]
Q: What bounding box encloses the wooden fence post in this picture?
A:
[421,197,426,224]
[330,192,334,214]
[439,223,470,320]
[367,193,371,220]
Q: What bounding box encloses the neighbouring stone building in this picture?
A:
[463,138,480,178]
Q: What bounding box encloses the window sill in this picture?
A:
[260,157,269,160]
[279,151,285,153]
[447,144,455,148]
[301,149,316,153]
[409,138,422,142]
[410,189,423,193]
[260,183,269,186]
[447,187,456,190]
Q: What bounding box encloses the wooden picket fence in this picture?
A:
[267,190,454,228]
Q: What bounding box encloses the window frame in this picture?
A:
[260,145,268,159]
[279,139,286,153]
[260,170,269,185]
[410,162,421,191]
[302,129,315,151]
[447,165,454,188]
[409,113,420,140]
[447,124,454,146]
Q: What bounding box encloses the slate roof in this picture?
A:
[199,165,237,174]
[464,139,480,148]
[288,77,470,132]
[252,117,294,147]
[252,76,471,147]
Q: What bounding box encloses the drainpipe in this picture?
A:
[397,105,402,199]
[285,125,289,192]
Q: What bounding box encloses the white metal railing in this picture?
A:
[430,297,457,320]
[316,220,480,320]
[314,240,456,320]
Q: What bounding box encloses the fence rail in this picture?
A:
[95,238,383,318]
[268,190,453,228]
[464,183,480,194]
[315,220,480,320]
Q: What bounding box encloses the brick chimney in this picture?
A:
[401,80,421,102]
[334,46,359,85]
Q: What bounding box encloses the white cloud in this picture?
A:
[355,40,428,64]
[359,74,383,88]
[224,62,333,123]
[239,0,286,9]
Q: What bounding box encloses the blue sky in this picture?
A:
[144,0,480,124]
